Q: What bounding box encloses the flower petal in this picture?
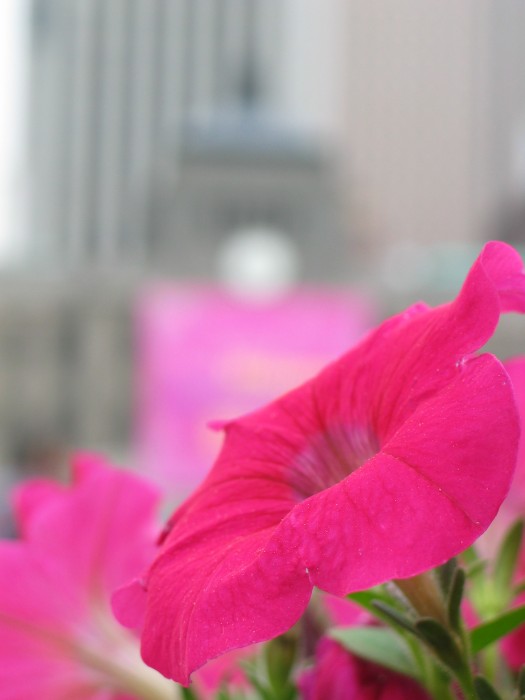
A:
[288,355,516,594]
[503,358,525,510]
[137,511,311,681]
[0,455,162,699]
[121,241,525,683]
[17,454,161,605]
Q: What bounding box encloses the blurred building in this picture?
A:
[1,0,525,467]
[26,0,347,276]
[22,0,525,272]
[1,0,348,466]
[342,1,525,253]
[0,278,132,463]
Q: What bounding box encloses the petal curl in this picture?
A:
[119,241,525,683]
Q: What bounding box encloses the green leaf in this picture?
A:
[328,625,419,680]
[462,545,487,581]
[470,605,525,653]
[371,600,418,635]
[493,519,524,596]
[447,568,466,631]
[348,588,402,615]
[265,633,296,693]
[241,659,275,700]
[242,672,273,700]
[462,544,481,567]
[437,558,458,596]
[473,676,502,700]
[415,618,463,672]
[348,589,417,634]
[181,687,200,700]
[466,559,488,580]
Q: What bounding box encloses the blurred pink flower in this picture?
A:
[322,592,370,628]
[0,454,173,700]
[298,637,430,700]
[136,285,374,498]
[114,241,525,684]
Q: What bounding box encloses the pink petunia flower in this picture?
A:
[0,454,174,700]
[298,636,430,700]
[114,241,525,684]
[496,358,525,669]
[501,358,525,516]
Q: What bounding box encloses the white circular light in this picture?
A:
[217,226,300,302]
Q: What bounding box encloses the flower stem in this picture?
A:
[394,572,448,626]
[482,643,498,685]
[394,573,480,699]
[428,673,456,700]
[455,665,478,700]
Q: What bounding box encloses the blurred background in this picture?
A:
[1,0,525,523]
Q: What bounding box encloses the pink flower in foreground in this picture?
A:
[114,241,525,684]
[0,454,173,700]
[497,358,525,669]
[476,359,525,555]
[299,637,430,700]
[502,358,525,515]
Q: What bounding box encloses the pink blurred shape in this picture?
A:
[135,286,375,497]
[0,454,172,700]
[298,636,430,700]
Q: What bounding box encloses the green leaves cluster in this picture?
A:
[327,521,525,700]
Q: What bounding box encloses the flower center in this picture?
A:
[290,423,379,501]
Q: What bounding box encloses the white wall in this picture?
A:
[341,0,492,248]
[280,0,348,142]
